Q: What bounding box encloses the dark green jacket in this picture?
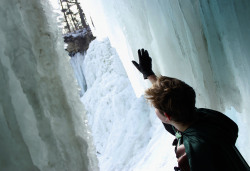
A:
[163,108,250,171]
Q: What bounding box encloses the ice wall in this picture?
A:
[81,38,177,170]
[81,0,250,163]
[70,53,87,96]
[0,0,97,170]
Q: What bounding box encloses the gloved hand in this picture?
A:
[132,49,155,79]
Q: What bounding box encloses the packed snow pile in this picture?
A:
[79,38,177,170]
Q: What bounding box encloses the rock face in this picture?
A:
[64,28,95,56]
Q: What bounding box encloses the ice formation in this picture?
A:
[81,0,250,165]
[1,0,250,170]
[79,38,178,170]
[0,0,97,170]
[70,53,87,96]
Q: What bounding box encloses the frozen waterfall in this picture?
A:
[81,0,250,165]
[79,38,178,170]
[0,0,97,170]
[1,0,250,170]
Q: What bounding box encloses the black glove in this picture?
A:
[132,49,155,79]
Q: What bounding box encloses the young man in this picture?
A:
[132,49,250,171]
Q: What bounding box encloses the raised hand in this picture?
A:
[132,49,155,79]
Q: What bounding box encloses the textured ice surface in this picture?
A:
[70,53,87,96]
[81,38,177,170]
[1,0,249,170]
[82,0,250,164]
[0,0,97,170]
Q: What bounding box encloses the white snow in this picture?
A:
[80,38,177,170]
[1,0,250,170]
[64,28,88,38]
[80,0,250,166]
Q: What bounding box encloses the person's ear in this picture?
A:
[164,112,171,121]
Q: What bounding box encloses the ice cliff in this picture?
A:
[81,0,250,164]
[1,0,250,170]
[78,38,178,170]
[0,0,97,170]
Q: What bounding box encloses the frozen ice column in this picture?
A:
[0,0,98,170]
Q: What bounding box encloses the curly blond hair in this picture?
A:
[145,76,196,123]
